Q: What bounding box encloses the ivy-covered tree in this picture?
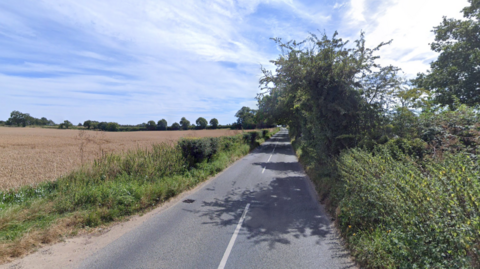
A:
[414,0,480,108]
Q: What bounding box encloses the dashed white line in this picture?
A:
[262,143,277,174]
[218,203,250,269]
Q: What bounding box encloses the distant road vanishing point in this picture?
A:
[78,129,355,269]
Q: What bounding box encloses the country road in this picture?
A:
[77,129,355,269]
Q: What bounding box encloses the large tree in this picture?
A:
[146,120,157,130]
[235,107,256,129]
[258,32,400,159]
[171,122,180,130]
[157,119,167,130]
[414,0,480,108]
[209,118,219,129]
[195,117,208,129]
[180,117,190,130]
[84,120,92,129]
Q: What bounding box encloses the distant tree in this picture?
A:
[196,117,208,129]
[171,122,181,130]
[146,120,157,130]
[64,120,72,129]
[180,117,190,130]
[8,111,26,127]
[78,123,82,127]
[209,118,219,129]
[58,120,72,129]
[84,120,92,129]
[157,119,167,130]
[235,106,257,129]
[97,122,108,131]
[40,117,49,125]
[106,122,119,131]
[0,120,5,126]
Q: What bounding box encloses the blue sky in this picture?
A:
[0,0,468,125]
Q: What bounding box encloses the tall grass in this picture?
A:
[0,128,279,263]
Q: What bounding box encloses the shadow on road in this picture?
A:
[196,176,355,268]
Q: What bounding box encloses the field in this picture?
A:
[0,127,242,190]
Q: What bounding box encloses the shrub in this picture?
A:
[337,147,480,268]
[385,137,427,159]
[178,137,220,167]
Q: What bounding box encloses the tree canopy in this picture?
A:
[414,0,480,108]
[257,32,401,159]
[157,119,167,130]
[195,117,208,129]
[235,107,257,129]
[171,122,181,130]
[146,120,157,130]
[209,118,219,129]
[180,117,190,130]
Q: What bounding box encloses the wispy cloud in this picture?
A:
[0,0,471,125]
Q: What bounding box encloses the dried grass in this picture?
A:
[0,127,242,190]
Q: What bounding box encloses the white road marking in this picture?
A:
[262,143,278,174]
[218,203,250,269]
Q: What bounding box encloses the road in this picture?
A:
[78,129,355,269]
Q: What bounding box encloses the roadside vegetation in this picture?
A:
[0,128,278,264]
[256,1,480,267]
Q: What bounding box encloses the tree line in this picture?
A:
[2,107,276,131]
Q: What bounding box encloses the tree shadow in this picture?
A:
[194,176,355,267]
[197,176,330,246]
[252,161,301,174]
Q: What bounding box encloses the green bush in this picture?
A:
[337,147,480,268]
[178,137,220,167]
[385,137,427,159]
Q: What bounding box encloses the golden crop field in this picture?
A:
[0,127,243,190]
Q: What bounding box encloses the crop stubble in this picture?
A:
[0,127,242,190]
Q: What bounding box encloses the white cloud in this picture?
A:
[341,0,469,78]
[1,0,468,125]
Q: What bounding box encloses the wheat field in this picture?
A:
[0,127,242,190]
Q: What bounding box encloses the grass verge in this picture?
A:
[0,128,279,264]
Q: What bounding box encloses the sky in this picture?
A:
[0,0,469,125]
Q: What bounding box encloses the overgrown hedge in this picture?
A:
[337,146,480,268]
[292,105,480,268]
[178,129,273,167]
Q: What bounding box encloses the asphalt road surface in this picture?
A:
[78,129,355,269]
